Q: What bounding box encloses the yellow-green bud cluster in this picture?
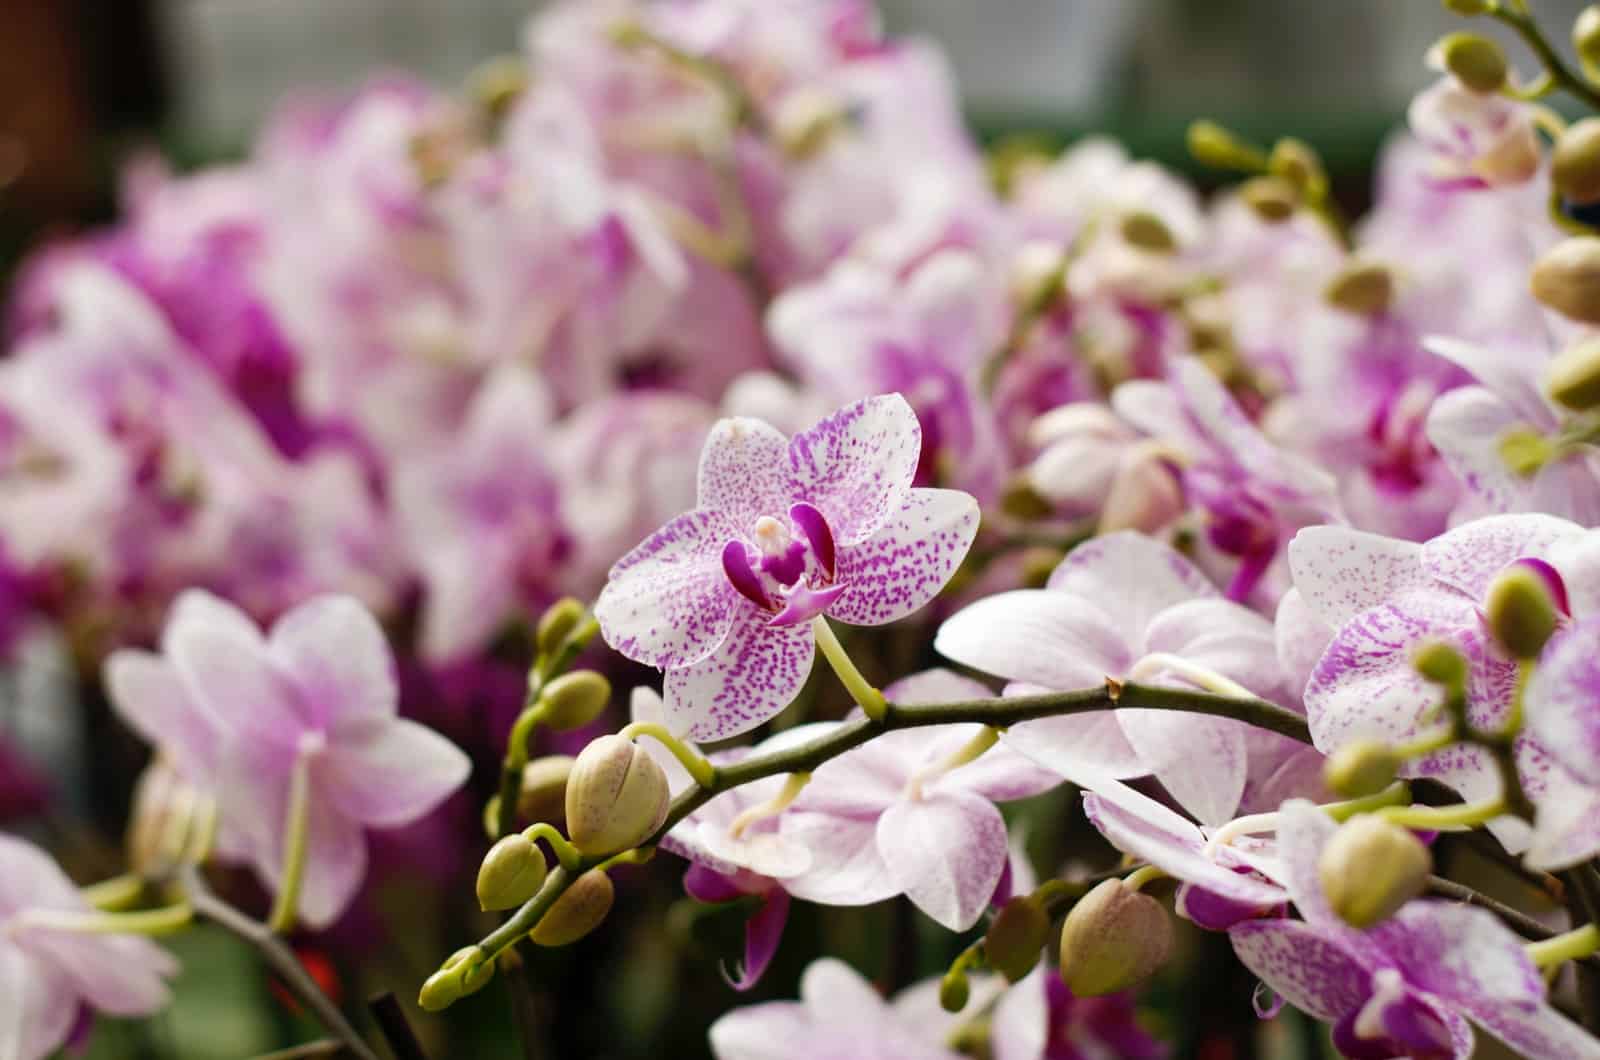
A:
[985,896,1051,982]
[477,833,549,912]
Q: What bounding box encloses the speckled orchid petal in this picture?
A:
[698,417,793,532]
[785,394,923,545]
[664,609,815,742]
[1287,526,1429,630]
[1229,918,1373,1024]
[876,790,1008,931]
[1420,513,1582,604]
[826,488,978,626]
[1526,616,1600,787]
[596,508,741,670]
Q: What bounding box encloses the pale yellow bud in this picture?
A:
[538,671,612,731]
[565,735,670,856]
[535,597,586,657]
[1547,338,1600,411]
[517,755,577,825]
[1531,237,1600,325]
[1324,741,1402,799]
[1319,816,1431,928]
[985,897,1050,983]
[1577,7,1600,71]
[1433,32,1508,93]
[1325,260,1396,317]
[1239,177,1298,223]
[1485,564,1561,659]
[1553,119,1600,206]
[477,834,548,912]
[530,869,615,946]
[1058,879,1173,997]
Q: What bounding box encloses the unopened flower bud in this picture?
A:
[1119,211,1176,254]
[1324,260,1395,317]
[1486,563,1562,659]
[517,754,576,825]
[1100,450,1184,535]
[1577,7,1600,71]
[1239,177,1298,223]
[468,56,528,123]
[419,947,493,1011]
[477,834,549,911]
[985,897,1051,982]
[565,735,670,856]
[1497,426,1553,478]
[1325,741,1402,798]
[1531,237,1600,325]
[1432,32,1508,93]
[538,671,612,731]
[1547,338,1600,411]
[1269,138,1327,199]
[1319,816,1431,928]
[530,868,615,946]
[939,970,970,1013]
[1443,0,1491,14]
[1413,639,1469,689]
[535,597,586,657]
[1187,120,1267,172]
[1554,119,1600,207]
[1058,879,1173,997]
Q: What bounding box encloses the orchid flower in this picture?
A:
[990,966,1171,1060]
[596,394,980,741]
[936,531,1286,825]
[0,835,177,1060]
[1232,801,1599,1059]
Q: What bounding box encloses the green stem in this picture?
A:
[906,727,998,799]
[268,748,315,934]
[523,823,583,873]
[1323,781,1412,823]
[619,722,718,788]
[16,903,194,936]
[1490,2,1600,110]
[1527,923,1600,969]
[1378,798,1505,831]
[811,616,888,721]
[1124,865,1167,892]
[81,874,145,912]
[728,772,811,838]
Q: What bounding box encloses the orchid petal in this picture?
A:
[596,508,740,670]
[1287,527,1428,629]
[317,718,470,829]
[664,609,814,741]
[1045,531,1216,645]
[826,488,978,626]
[269,595,399,732]
[1116,709,1249,826]
[1526,616,1600,787]
[725,890,790,993]
[1228,918,1371,1023]
[786,394,922,545]
[779,813,898,907]
[935,590,1128,690]
[105,651,222,790]
[1370,901,1543,1008]
[877,791,1007,931]
[1421,513,1583,603]
[698,417,792,531]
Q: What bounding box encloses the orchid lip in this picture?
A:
[723,540,775,610]
[767,582,849,627]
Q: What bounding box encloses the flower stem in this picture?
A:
[727,772,811,838]
[1124,865,1167,892]
[906,726,998,800]
[268,748,315,934]
[1527,923,1600,970]
[1378,798,1505,831]
[1322,781,1412,822]
[619,721,718,788]
[81,874,145,912]
[1488,2,1600,111]
[523,823,583,873]
[16,903,194,936]
[811,616,888,721]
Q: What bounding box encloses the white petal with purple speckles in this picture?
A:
[664,607,815,741]
[1288,526,1428,629]
[1421,513,1582,603]
[876,790,1007,931]
[597,508,740,670]
[827,487,978,626]
[785,394,922,545]
[1228,919,1374,1024]
[1117,708,1248,826]
[1461,999,1600,1059]
[1371,901,1544,1008]
[697,417,792,531]
[1526,616,1600,786]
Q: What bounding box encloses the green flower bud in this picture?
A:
[535,597,586,657]
[1324,741,1403,799]
[938,970,970,1013]
[1269,138,1327,199]
[1547,337,1600,411]
[517,754,577,825]
[1553,119,1600,207]
[538,671,612,731]
[1187,120,1268,172]
[418,947,493,1012]
[1497,426,1553,479]
[985,897,1051,982]
[1485,564,1561,659]
[1119,211,1177,254]
[1324,260,1396,317]
[1319,816,1431,928]
[467,56,528,123]
[565,735,670,856]
[1434,32,1508,93]
[477,834,549,912]
[530,869,615,946]
[1412,639,1469,690]
[1577,7,1600,71]
[1443,0,1491,14]
[1058,879,1173,997]
[1239,177,1298,223]
[1531,237,1600,325]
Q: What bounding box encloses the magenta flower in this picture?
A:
[0,835,177,1060]
[1232,801,1597,1059]
[116,591,472,928]
[776,670,1058,930]
[936,531,1285,825]
[596,394,980,741]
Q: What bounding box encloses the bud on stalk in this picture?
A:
[1058,879,1173,997]
[538,671,612,731]
[1531,238,1600,325]
[986,896,1051,982]
[530,869,615,946]
[1319,816,1431,928]
[565,735,670,856]
[477,834,548,911]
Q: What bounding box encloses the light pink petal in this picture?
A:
[1228,919,1372,1023]
[1370,901,1543,1008]
[1274,588,1332,703]
[1550,530,1600,617]
[22,928,176,1017]
[630,688,695,796]
[779,812,898,907]
[1526,616,1600,787]
[162,589,263,654]
[1143,597,1282,696]
[1527,455,1600,525]
[1000,711,1147,784]
[935,590,1129,689]
[876,791,1007,931]
[1522,749,1600,870]
[797,731,916,817]
[105,651,221,789]
[414,540,519,664]
[294,802,370,931]
[799,957,890,1027]
[726,890,790,992]
[708,1000,814,1060]
[786,394,922,545]
[1422,513,1583,603]
[1046,531,1215,645]
[989,968,1049,1060]
[882,668,991,704]
[596,507,740,670]
[1112,379,1190,445]
[1117,709,1248,826]
[318,718,470,828]
[1460,999,1600,1060]
[0,943,77,1060]
[827,488,979,626]
[1425,386,1533,517]
[0,835,89,912]
[1422,335,1551,424]
[664,612,815,741]
[167,624,306,753]
[938,736,1063,804]
[1287,526,1427,629]
[269,595,398,732]
[698,417,793,530]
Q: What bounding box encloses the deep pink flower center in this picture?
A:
[720,502,846,627]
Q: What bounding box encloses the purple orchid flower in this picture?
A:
[774,670,1058,930]
[1288,514,1600,868]
[115,591,472,928]
[1114,356,1343,603]
[936,531,1285,826]
[595,393,980,741]
[1231,801,1599,1059]
[990,966,1171,1060]
[0,834,177,1060]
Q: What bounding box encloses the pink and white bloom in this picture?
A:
[1232,801,1598,1059]
[0,835,177,1060]
[1407,76,1542,190]
[596,394,980,741]
[116,591,472,928]
[777,671,1058,930]
[936,531,1285,825]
